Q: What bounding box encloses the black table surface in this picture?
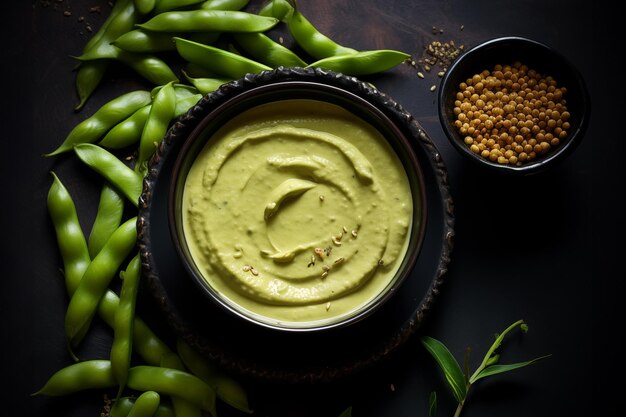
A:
[3,1,619,416]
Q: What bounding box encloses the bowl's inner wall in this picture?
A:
[168,82,428,331]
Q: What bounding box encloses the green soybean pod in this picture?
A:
[257,0,293,21]
[135,0,156,14]
[47,90,152,156]
[136,81,177,174]
[78,0,138,61]
[116,51,179,85]
[127,366,216,413]
[154,0,205,13]
[174,37,271,78]
[99,105,151,150]
[47,172,91,296]
[182,71,230,95]
[233,32,307,67]
[75,60,109,111]
[113,30,219,53]
[285,0,357,60]
[137,10,278,33]
[307,49,410,75]
[111,254,141,396]
[64,217,138,347]
[174,94,203,117]
[32,360,116,396]
[111,397,175,417]
[128,391,161,417]
[74,144,143,205]
[199,0,250,11]
[160,353,204,417]
[88,183,125,258]
[176,339,251,413]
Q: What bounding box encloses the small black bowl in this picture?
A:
[438,36,590,175]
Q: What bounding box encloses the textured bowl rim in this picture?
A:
[438,36,591,175]
[137,67,455,383]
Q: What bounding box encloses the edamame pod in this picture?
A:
[128,391,161,417]
[182,71,230,95]
[111,254,141,396]
[74,144,143,205]
[75,60,109,111]
[99,105,151,150]
[285,0,357,59]
[113,30,219,53]
[117,51,179,85]
[135,0,156,15]
[47,90,152,156]
[64,217,138,347]
[160,353,204,417]
[47,173,91,296]
[88,183,125,258]
[199,0,250,11]
[33,360,116,396]
[136,81,177,174]
[111,397,175,417]
[257,0,293,21]
[176,339,251,413]
[234,32,307,67]
[307,49,410,75]
[138,10,278,33]
[174,94,203,117]
[127,366,217,413]
[154,0,205,13]
[174,37,271,78]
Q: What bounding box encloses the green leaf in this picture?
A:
[428,391,437,417]
[469,320,526,383]
[470,355,551,383]
[421,336,467,403]
[338,406,352,417]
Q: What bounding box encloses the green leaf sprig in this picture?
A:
[421,319,550,417]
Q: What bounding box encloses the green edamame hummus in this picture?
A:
[182,99,413,327]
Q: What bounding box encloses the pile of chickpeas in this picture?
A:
[453,62,570,165]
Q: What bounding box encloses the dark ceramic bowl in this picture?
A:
[167,69,428,332]
[438,36,590,175]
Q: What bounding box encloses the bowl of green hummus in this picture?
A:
[166,68,427,331]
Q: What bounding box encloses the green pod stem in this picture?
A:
[307,49,410,75]
[47,173,91,296]
[174,37,271,78]
[134,0,156,15]
[233,32,307,67]
[154,0,206,13]
[285,0,357,60]
[136,81,177,174]
[111,254,141,396]
[127,391,161,417]
[78,0,138,60]
[32,360,116,396]
[127,366,216,413]
[47,90,152,156]
[137,10,278,33]
[174,94,203,117]
[257,0,293,21]
[111,397,176,417]
[113,30,219,53]
[160,353,204,417]
[75,60,109,111]
[74,144,143,205]
[182,71,230,95]
[64,217,138,348]
[99,105,151,150]
[176,339,251,413]
[116,51,179,86]
[88,183,125,258]
[199,0,250,11]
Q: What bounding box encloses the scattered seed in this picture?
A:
[417,72,425,79]
[324,246,333,256]
[321,271,329,279]
[430,85,437,92]
[307,255,315,268]
[342,226,348,233]
[331,236,342,246]
[314,247,325,259]
[319,195,325,201]
[322,265,331,272]
[326,302,331,310]
[279,36,284,44]
[460,24,465,31]
[390,383,396,392]
[437,70,445,77]
[333,257,344,265]
[351,229,358,238]
[250,268,259,276]
[63,10,71,16]
[242,265,251,272]
[425,65,431,71]
[378,259,385,266]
